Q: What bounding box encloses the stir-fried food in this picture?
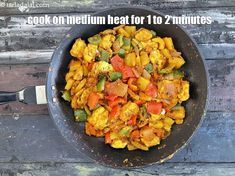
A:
[62,26,190,151]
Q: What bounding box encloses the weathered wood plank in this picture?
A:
[0,112,234,163]
[1,8,235,48]
[0,8,234,64]
[0,59,234,115]
[0,163,235,176]
[0,0,235,15]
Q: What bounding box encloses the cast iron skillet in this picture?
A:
[46,6,208,168]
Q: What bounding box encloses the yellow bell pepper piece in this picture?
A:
[140,51,150,66]
[124,52,136,67]
[137,77,150,91]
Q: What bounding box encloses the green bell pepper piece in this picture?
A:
[109,71,122,81]
[62,90,71,102]
[144,63,153,73]
[88,34,102,45]
[118,48,125,58]
[97,77,106,92]
[74,109,87,122]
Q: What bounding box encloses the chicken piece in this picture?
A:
[158,80,180,108]
[111,139,128,149]
[141,136,160,147]
[178,80,190,101]
[167,106,186,120]
[120,101,139,121]
[83,44,98,63]
[70,38,86,59]
[135,28,153,42]
[87,106,109,130]
[89,61,113,77]
[150,49,166,70]
[99,34,115,50]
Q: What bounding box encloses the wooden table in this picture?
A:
[0,0,234,175]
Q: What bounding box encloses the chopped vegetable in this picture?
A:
[62,90,71,102]
[99,49,110,62]
[88,34,102,45]
[140,51,150,66]
[122,37,131,50]
[109,71,122,81]
[137,77,150,91]
[145,83,157,98]
[142,69,151,80]
[118,48,126,58]
[87,92,100,110]
[147,102,162,114]
[130,130,140,140]
[97,77,106,92]
[110,55,135,79]
[144,63,153,73]
[140,105,148,118]
[165,70,184,80]
[128,115,137,126]
[124,52,136,67]
[109,105,120,119]
[108,97,126,108]
[105,94,118,101]
[128,78,138,91]
[74,109,87,122]
[105,132,111,144]
[119,126,133,136]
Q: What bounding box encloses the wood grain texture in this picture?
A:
[0,112,234,163]
[0,0,235,15]
[0,0,234,174]
[0,163,235,176]
[0,7,234,64]
[0,59,234,115]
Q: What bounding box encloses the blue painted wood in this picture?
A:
[0,0,234,175]
[0,112,234,163]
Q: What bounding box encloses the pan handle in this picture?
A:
[0,91,18,105]
[0,85,47,105]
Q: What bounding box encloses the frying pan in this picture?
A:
[0,7,208,168]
